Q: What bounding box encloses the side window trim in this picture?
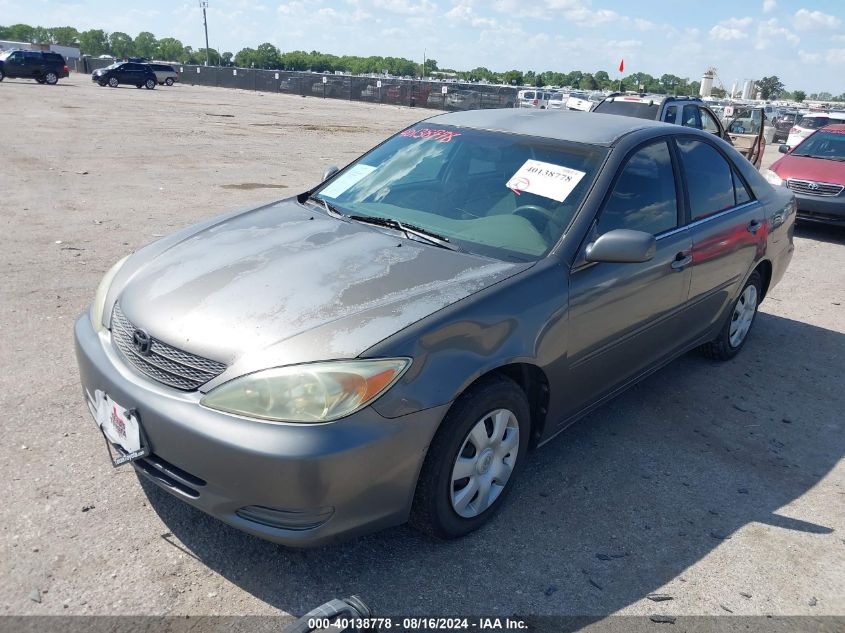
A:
[672,134,759,224]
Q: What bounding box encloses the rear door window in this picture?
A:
[676,138,735,220]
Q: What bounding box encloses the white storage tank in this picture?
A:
[700,68,715,98]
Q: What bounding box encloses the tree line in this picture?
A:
[2,22,841,101]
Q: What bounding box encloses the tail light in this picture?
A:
[63,65,68,73]
[789,127,799,134]
[532,99,538,106]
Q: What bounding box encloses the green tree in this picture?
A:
[78,29,110,55]
[48,26,79,46]
[757,75,785,99]
[133,31,157,59]
[196,47,220,65]
[594,70,610,83]
[793,90,806,103]
[156,37,185,62]
[2,23,37,42]
[579,74,599,90]
[109,31,134,58]
[423,58,438,74]
[502,70,523,85]
[221,51,233,66]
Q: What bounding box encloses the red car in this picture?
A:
[765,124,845,225]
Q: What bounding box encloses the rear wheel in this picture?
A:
[165,77,174,86]
[0,69,5,82]
[411,374,529,539]
[700,270,762,361]
[144,78,156,90]
[44,71,58,85]
[108,77,119,88]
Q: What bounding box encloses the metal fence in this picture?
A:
[73,58,519,112]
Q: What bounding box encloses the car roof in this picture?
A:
[426,109,671,146]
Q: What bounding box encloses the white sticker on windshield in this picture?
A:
[506,160,586,203]
[320,164,376,198]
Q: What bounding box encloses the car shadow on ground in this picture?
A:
[795,221,845,246]
[141,312,843,616]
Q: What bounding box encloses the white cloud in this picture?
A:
[709,16,754,40]
[797,50,821,63]
[371,0,436,15]
[792,9,841,31]
[762,0,776,13]
[827,48,845,64]
[755,18,799,49]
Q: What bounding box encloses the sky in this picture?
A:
[2,0,844,93]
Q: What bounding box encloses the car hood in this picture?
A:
[771,154,845,185]
[114,198,529,385]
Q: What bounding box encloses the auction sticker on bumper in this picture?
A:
[93,390,148,466]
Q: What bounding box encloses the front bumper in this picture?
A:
[794,193,845,224]
[73,313,447,547]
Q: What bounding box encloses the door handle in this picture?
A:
[670,252,692,271]
[747,219,761,234]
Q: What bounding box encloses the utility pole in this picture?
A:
[422,48,426,79]
[200,0,210,66]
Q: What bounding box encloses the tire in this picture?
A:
[144,78,156,90]
[700,270,762,361]
[136,84,143,89]
[410,374,530,539]
[108,77,119,88]
[165,77,174,86]
[98,80,106,87]
[44,71,58,85]
[0,69,5,82]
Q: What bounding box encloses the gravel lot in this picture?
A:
[1,76,843,621]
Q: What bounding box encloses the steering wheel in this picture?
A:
[513,204,559,228]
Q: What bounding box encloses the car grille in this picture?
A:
[786,179,844,197]
[110,303,227,391]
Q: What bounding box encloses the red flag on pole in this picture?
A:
[619,59,624,72]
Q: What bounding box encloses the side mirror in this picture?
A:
[778,144,790,154]
[322,165,340,182]
[585,229,656,264]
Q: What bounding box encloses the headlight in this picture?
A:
[90,255,129,333]
[200,359,411,423]
[763,169,783,186]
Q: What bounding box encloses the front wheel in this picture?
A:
[0,69,5,82]
[700,270,762,360]
[144,78,156,90]
[410,374,530,539]
[108,77,119,88]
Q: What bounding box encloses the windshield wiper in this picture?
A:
[348,215,459,251]
[307,194,347,219]
[793,154,845,162]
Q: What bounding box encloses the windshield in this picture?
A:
[800,116,831,130]
[0,51,10,61]
[104,62,121,70]
[314,123,606,261]
[792,130,845,160]
[593,99,659,120]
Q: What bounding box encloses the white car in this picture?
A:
[785,111,845,148]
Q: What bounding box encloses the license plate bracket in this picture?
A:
[93,390,150,467]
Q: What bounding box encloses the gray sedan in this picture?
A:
[74,110,796,546]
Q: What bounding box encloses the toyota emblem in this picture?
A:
[131,329,153,356]
[807,182,820,190]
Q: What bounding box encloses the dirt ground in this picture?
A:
[1,76,843,622]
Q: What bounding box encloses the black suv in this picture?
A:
[0,49,69,84]
[92,62,158,90]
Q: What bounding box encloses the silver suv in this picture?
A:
[149,63,179,86]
